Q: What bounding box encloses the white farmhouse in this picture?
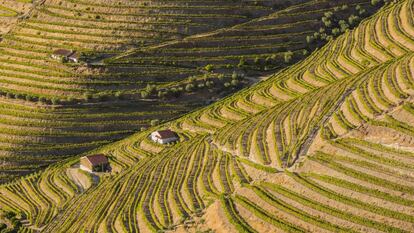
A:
[151,129,178,144]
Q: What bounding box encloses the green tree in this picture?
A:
[205,64,214,72]
[284,51,294,63]
[231,79,240,87]
[140,91,149,99]
[332,28,340,36]
[185,83,195,92]
[371,0,381,5]
[348,15,360,26]
[238,57,246,68]
[51,98,59,105]
[306,35,314,44]
[150,119,160,126]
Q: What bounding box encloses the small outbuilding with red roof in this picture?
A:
[80,154,109,173]
[151,129,178,144]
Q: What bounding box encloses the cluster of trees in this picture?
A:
[1,89,127,105]
[140,83,185,99]
[140,72,246,100]
[1,91,60,105]
[223,71,244,88]
[231,51,295,72]
[306,1,386,45]
[0,211,22,233]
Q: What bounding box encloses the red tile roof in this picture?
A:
[84,154,108,166]
[53,49,73,57]
[156,129,177,139]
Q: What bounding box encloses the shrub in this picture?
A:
[51,98,59,105]
[348,15,360,25]
[84,93,92,101]
[145,84,157,95]
[114,91,122,99]
[371,0,381,5]
[150,119,160,126]
[157,91,166,99]
[232,71,238,80]
[141,91,149,99]
[339,20,349,32]
[306,35,314,44]
[284,51,293,63]
[237,57,245,68]
[231,79,240,87]
[185,83,195,92]
[332,28,340,36]
[205,64,214,72]
[205,81,214,88]
[38,96,46,103]
[197,83,205,89]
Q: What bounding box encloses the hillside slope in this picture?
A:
[1,0,414,232]
[0,0,382,183]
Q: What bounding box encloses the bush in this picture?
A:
[140,91,149,99]
[197,83,205,89]
[348,15,360,25]
[4,211,15,219]
[145,84,157,95]
[306,35,314,44]
[231,79,240,87]
[6,92,13,99]
[371,0,381,5]
[157,91,166,99]
[84,93,92,101]
[185,83,194,92]
[51,98,59,105]
[339,20,349,32]
[150,119,160,126]
[205,81,214,88]
[205,64,214,72]
[284,51,293,63]
[38,96,46,103]
[237,57,246,68]
[114,91,122,99]
[332,28,340,36]
[231,71,238,80]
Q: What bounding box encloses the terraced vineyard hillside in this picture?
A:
[0,0,385,183]
[2,0,414,232]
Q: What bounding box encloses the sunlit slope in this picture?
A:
[0,0,281,183]
[0,0,274,99]
[112,0,375,73]
[0,98,191,183]
[2,0,414,232]
[0,0,382,184]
